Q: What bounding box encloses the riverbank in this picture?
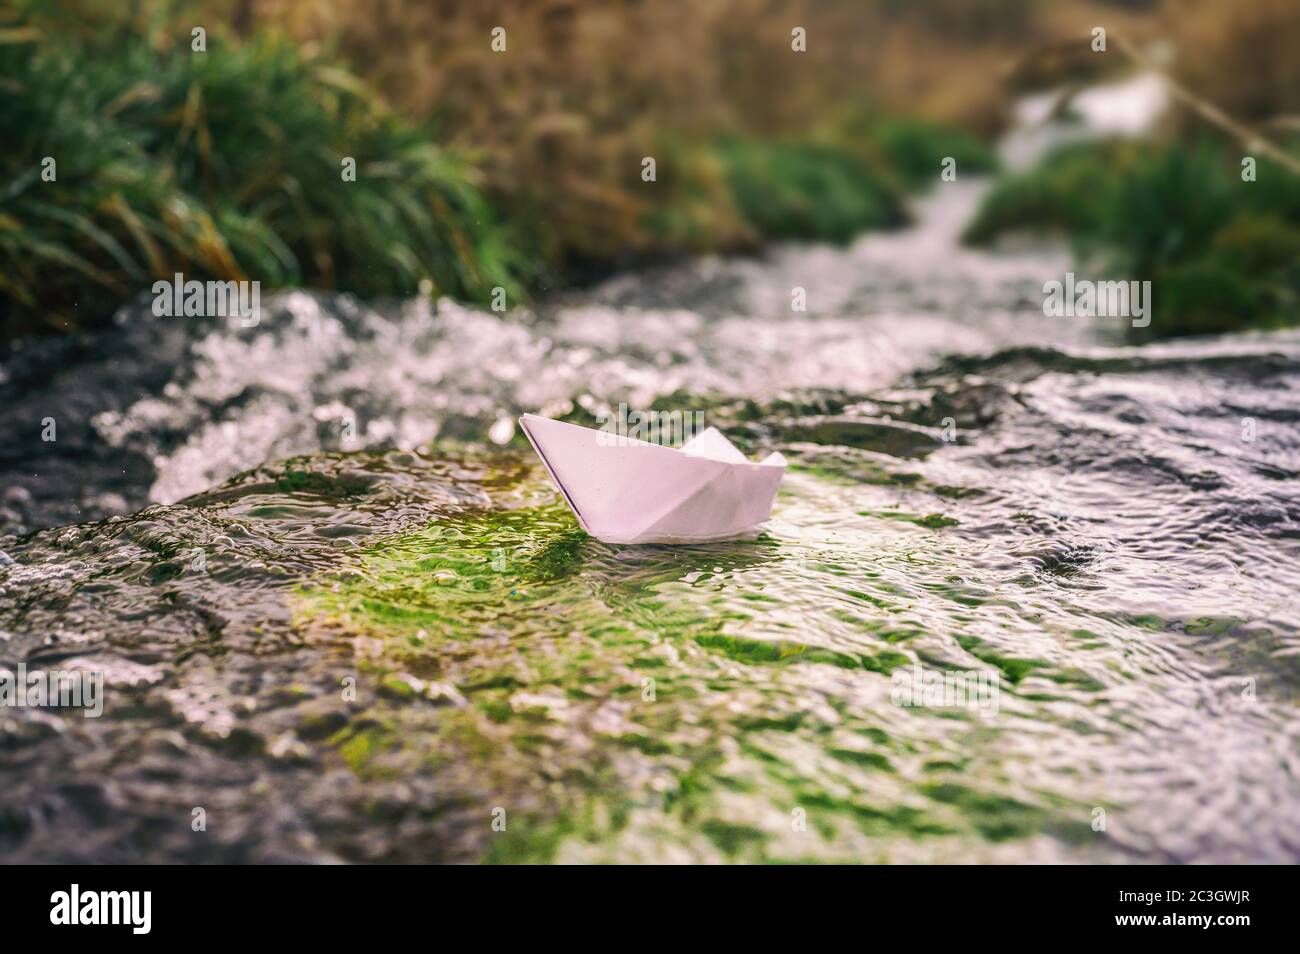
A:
[965,137,1300,339]
[0,7,995,340]
[9,1,1300,343]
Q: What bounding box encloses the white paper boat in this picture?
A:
[518,413,786,545]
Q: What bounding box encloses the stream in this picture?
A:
[2,79,1298,863]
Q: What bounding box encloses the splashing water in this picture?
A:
[2,92,1299,861]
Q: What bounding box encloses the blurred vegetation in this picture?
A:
[717,140,904,244]
[1164,0,1300,131]
[965,137,1300,338]
[964,0,1300,338]
[0,1,527,336]
[4,0,1298,339]
[246,0,1065,276]
[1,0,1011,337]
[869,120,1000,188]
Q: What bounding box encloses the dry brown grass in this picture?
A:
[233,1,1093,135]
[1163,0,1300,127]
[212,0,1164,267]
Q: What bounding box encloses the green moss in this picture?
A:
[1043,668,1106,692]
[861,509,959,530]
[796,790,954,838]
[297,709,349,740]
[829,748,894,772]
[272,467,374,499]
[916,513,960,529]
[920,782,1049,842]
[955,635,1048,684]
[378,677,418,701]
[286,474,1098,861]
[700,820,770,857]
[790,459,920,488]
[862,650,911,674]
[335,725,396,776]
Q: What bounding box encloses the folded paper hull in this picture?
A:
[519,414,785,545]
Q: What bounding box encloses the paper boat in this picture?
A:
[518,413,786,545]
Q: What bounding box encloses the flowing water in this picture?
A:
[3,88,1300,862]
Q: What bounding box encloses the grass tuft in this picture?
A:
[964,138,1300,338]
[0,6,524,336]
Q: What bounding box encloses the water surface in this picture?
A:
[2,157,1299,863]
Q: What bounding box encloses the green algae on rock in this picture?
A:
[285,461,1107,862]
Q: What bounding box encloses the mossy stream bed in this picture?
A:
[2,186,1298,863]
